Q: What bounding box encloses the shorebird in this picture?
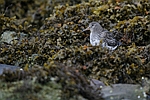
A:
[83,22,121,50]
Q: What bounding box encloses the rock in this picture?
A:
[0,31,27,44]
[0,64,23,75]
[90,79,149,100]
[101,84,147,100]
[1,31,18,44]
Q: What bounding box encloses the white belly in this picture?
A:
[90,33,101,46]
[90,38,100,46]
[102,42,118,50]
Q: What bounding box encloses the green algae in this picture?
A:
[0,79,62,100]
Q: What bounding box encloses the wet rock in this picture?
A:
[101,84,147,100]
[90,79,149,100]
[90,79,105,90]
[1,31,18,44]
[0,64,22,75]
[0,31,27,44]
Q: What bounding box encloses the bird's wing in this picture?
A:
[98,30,121,47]
[106,31,115,39]
[104,31,119,46]
[104,38,118,46]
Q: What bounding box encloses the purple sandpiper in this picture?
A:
[83,22,121,50]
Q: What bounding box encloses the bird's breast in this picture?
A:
[90,34,102,46]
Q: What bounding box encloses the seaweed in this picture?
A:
[0,0,150,100]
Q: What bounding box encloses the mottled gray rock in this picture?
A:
[0,31,27,44]
[101,84,147,100]
[90,79,149,100]
[0,31,18,44]
[0,64,22,75]
[90,79,105,90]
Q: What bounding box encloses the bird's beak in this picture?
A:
[82,27,90,32]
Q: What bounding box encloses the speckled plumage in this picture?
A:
[84,22,121,50]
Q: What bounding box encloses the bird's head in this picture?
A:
[83,22,103,33]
